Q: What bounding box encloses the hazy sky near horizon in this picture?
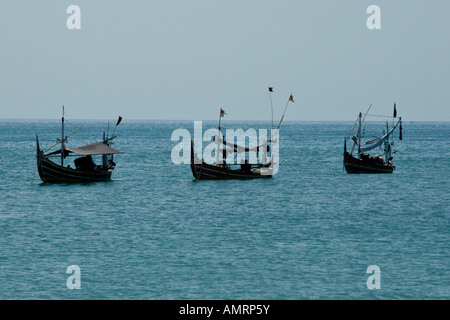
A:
[1,1,449,121]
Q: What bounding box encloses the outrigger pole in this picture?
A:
[267,93,294,143]
[273,93,293,132]
[43,124,84,154]
[362,104,372,125]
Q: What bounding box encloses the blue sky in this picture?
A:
[1,1,449,121]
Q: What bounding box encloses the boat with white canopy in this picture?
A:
[36,107,124,183]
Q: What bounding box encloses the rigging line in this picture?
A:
[64,119,80,128]
[365,113,397,119]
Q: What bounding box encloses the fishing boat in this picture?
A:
[190,138,274,180]
[344,104,402,174]
[190,90,294,180]
[36,107,124,183]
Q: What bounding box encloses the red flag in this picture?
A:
[289,94,294,102]
[220,108,226,117]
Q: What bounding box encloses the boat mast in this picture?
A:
[103,130,107,167]
[357,112,362,158]
[384,121,389,163]
[216,109,223,165]
[61,105,64,166]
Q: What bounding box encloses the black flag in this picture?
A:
[393,103,397,118]
[116,116,122,126]
[268,87,273,92]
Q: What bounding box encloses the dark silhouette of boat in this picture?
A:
[344,104,402,174]
[36,107,124,183]
[190,139,273,180]
[190,91,294,180]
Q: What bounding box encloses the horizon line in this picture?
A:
[0,117,448,123]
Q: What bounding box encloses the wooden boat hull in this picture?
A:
[36,139,113,183]
[190,161,273,180]
[190,141,272,180]
[344,152,394,174]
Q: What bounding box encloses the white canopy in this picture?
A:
[67,142,123,155]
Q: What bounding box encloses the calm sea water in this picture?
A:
[0,119,448,300]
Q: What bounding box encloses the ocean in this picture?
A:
[0,119,448,299]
